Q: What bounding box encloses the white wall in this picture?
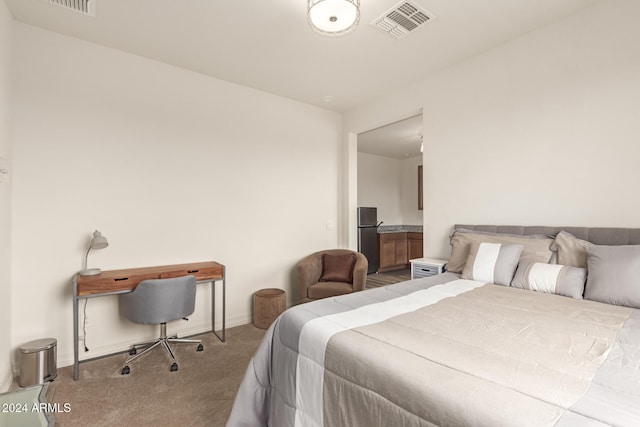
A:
[357,153,401,224]
[357,152,422,226]
[0,0,13,391]
[344,0,640,257]
[11,23,342,368]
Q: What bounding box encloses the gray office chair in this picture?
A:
[119,275,203,375]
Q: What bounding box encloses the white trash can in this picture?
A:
[19,338,57,387]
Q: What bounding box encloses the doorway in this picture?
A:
[357,114,423,228]
[347,112,424,269]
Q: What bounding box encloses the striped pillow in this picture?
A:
[461,242,523,286]
[511,261,586,299]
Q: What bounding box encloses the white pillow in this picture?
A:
[461,242,522,286]
[511,261,586,299]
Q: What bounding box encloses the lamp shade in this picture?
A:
[308,0,360,36]
[90,230,108,250]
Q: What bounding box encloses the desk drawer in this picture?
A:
[76,272,160,296]
[160,266,223,281]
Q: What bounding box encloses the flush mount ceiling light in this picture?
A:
[308,0,361,36]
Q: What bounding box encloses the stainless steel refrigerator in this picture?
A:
[357,207,382,274]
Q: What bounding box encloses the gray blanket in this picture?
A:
[228,273,640,426]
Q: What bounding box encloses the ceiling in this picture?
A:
[358,114,423,159]
[6,0,600,115]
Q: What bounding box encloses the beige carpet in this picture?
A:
[41,324,265,426]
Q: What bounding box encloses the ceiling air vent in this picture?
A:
[45,0,95,16]
[371,1,435,40]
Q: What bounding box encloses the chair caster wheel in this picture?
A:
[197,344,204,352]
[122,366,130,375]
[129,348,137,355]
[170,363,178,372]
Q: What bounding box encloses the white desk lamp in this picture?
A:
[79,230,109,276]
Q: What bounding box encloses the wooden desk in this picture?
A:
[72,261,225,381]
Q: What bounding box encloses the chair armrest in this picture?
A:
[296,254,322,304]
[352,253,368,292]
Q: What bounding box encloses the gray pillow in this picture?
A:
[584,245,640,308]
[511,261,586,299]
[551,231,593,268]
[461,242,522,286]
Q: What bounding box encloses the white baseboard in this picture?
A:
[0,369,14,392]
[57,313,252,368]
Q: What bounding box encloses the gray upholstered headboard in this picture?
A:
[454,225,640,246]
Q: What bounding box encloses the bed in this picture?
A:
[227,225,640,426]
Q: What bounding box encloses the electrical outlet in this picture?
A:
[0,157,9,184]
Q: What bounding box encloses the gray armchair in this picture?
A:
[119,275,203,375]
[296,249,368,304]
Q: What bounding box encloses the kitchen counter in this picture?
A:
[377,225,423,234]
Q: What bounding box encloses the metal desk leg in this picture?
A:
[212,275,226,342]
[73,295,80,381]
[222,276,226,341]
